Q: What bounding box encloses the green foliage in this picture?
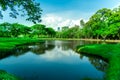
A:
[1,5,120,40]
[46,27,56,37]
[31,24,46,37]
[31,24,56,38]
[0,23,56,38]
[0,22,12,37]
[81,6,120,40]
[56,25,82,38]
[11,23,30,37]
[0,0,42,23]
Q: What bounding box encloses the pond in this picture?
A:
[0,40,107,80]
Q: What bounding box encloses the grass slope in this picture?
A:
[0,38,40,50]
[76,44,120,80]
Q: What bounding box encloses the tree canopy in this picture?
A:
[0,0,42,23]
[80,6,120,40]
[0,23,56,38]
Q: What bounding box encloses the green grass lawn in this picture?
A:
[76,44,120,80]
[0,38,40,50]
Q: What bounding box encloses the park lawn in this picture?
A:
[76,44,120,80]
[0,38,40,51]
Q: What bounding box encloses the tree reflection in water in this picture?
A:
[79,53,108,80]
[89,57,108,72]
[0,45,32,60]
[0,41,55,59]
[30,43,55,55]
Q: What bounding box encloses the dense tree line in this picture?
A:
[58,6,120,40]
[0,22,56,38]
[82,7,120,40]
[1,3,120,40]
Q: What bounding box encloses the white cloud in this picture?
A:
[41,14,82,30]
[0,9,90,28]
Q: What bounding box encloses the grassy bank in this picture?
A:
[76,44,120,80]
[0,38,40,50]
[0,70,20,80]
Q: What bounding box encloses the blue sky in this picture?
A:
[0,0,120,29]
[38,0,120,19]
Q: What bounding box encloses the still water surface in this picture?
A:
[0,40,107,80]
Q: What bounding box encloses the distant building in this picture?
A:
[57,27,60,31]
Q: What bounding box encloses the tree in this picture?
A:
[57,25,81,38]
[46,27,56,37]
[0,22,31,37]
[10,23,22,37]
[0,0,42,23]
[82,21,93,39]
[31,24,46,37]
[22,26,31,37]
[81,7,120,40]
[10,23,30,37]
[83,8,112,39]
[109,6,120,39]
[68,25,80,38]
[0,22,11,37]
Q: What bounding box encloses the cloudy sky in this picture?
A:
[0,0,120,30]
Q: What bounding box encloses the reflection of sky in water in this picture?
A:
[40,46,88,63]
[0,40,105,80]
